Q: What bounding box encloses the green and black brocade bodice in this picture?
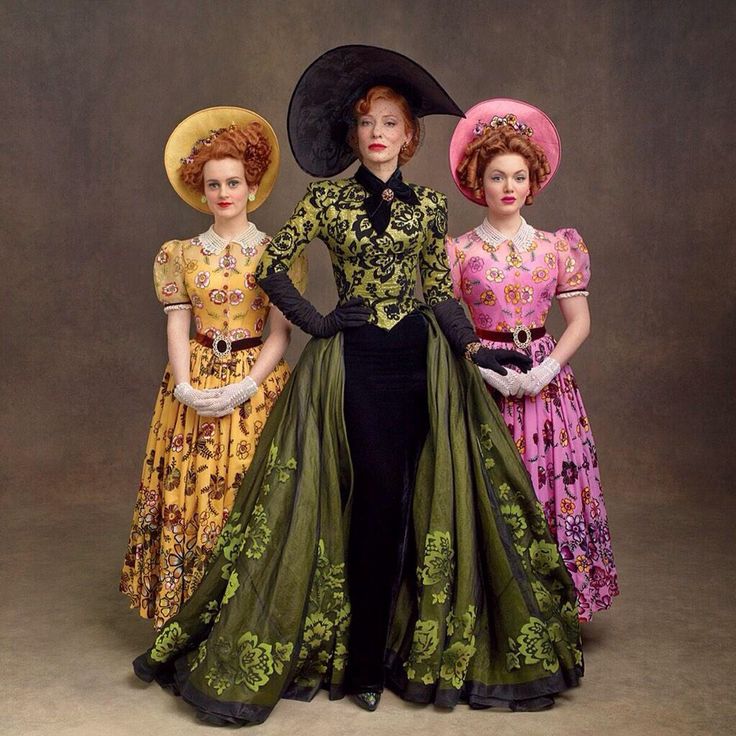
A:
[256,176,454,330]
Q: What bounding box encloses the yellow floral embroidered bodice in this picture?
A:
[154,227,307,339]
[256,178,453,330]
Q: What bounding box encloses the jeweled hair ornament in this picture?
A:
[180,124,238,165]
[472,113,534,139]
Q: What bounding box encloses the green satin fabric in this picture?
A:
[136,310,582,724]
[257,178,452,330]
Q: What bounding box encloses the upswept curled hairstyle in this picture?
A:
[349,85,422,166]
[178,122,272,193]
[456,127,551,205]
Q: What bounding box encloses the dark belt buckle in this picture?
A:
[212,334,232,359]
[512,325,532,350]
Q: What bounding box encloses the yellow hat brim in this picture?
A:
[164,106,280,214]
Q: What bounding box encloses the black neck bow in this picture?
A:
[354,165,419,235]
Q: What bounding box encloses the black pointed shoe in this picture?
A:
[352,691,381,712]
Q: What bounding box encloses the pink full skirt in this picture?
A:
[483,334,619,621]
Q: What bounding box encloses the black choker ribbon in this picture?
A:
[355,165,419,235]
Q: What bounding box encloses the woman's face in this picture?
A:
[202,157,254,222]
[356,98,411,171]
[482,153,530,219]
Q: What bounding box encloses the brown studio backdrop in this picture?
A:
[2,3,736,734]
[2,0,734,507]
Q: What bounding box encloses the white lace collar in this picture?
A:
[475,217,536,253]
[193,223,266,256]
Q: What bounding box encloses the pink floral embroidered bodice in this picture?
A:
[446,225,590,331]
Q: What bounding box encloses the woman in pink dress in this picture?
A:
[446,99,618,621]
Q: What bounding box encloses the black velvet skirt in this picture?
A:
[342,311,429,692]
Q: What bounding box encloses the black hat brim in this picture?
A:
[287,44,463,177]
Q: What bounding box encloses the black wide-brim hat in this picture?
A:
[288,44,464,177]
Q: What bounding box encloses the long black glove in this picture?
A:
[432,298,532,376]
[258,270,371,338]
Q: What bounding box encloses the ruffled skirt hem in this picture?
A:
[134,651,582,725]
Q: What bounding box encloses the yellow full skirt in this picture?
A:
[120,340,290,628]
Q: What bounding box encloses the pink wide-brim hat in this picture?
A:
[449,98,561,206]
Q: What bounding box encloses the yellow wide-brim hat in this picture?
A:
[164,106,280,214]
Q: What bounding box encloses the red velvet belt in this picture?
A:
[195,333,262,358]
[476,326,546,350]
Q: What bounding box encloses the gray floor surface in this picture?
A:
[2,464,733,736]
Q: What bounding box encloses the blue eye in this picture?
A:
[228,180,240,188]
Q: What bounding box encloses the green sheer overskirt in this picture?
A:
[134,310,582,724]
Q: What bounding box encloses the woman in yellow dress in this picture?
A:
[120,107,306,628]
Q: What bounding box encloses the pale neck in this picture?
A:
[362,158,399,182]
[484,210,523,239]
[211,212,250,241]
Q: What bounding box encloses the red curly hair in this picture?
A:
[178,122,272,193]
[456,127,551,205]
[349,85,421,166]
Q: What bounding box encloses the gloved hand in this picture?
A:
[173,382,224,411]
[314,298,372,338]
[517,357,561,397]
[259,271,371,338]
[432,299,532,375]
[196,376,259,417]
[478,365,525,398]
[472,346,532,376]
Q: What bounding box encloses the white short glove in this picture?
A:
[173,382,223,410]
[195,377,259,418]
[477,365,525,398]
[518,357,560,397]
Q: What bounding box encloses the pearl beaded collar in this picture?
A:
[475,217,536,253]
[194,223,266,256]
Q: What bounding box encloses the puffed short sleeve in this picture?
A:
[554,227,591,299]
[153,240,191,312]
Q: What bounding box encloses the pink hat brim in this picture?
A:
[449,98,561,206]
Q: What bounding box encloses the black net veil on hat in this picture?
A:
[287,44,464,177]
